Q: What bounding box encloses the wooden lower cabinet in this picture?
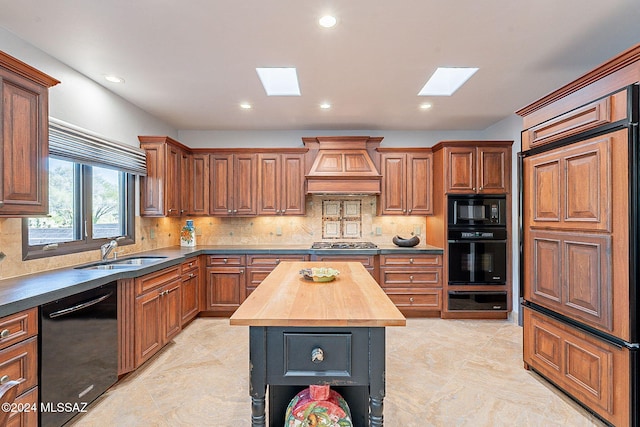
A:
[523,307,630,427]
[181,257,200,325]
[379,254,442,316]
[204,255,246,314]
[134,266,182,367]
[0,308,38,427]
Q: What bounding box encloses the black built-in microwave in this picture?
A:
[447,195,506,226]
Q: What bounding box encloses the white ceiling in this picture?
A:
[1,0,639,131]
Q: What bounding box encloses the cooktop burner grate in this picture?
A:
[311,241,378,249]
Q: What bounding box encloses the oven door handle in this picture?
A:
[48,292,113,319]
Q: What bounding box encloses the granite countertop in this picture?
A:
[0,243,443,317]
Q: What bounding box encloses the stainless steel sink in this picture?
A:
[75,256,168,270]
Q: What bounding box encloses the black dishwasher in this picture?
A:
[40,282,118,427]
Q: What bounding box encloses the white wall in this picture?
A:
[0,28,176,146]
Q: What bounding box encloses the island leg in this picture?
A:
[369,327,385,427]
[249,327,267,427]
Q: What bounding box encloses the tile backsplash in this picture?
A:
[0,196,426,280]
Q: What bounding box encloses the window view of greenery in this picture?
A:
[27,158,126,246]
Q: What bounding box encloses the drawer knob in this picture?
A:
[0,375,9,384]
[409,297,414,303]
[409,258,414,264]
[0,329,9,339]
[311,347,324,364]
[409,275,414,281]
[275,259,280,264]
[223,258,228,264]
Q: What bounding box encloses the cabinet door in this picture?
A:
[210,154,233,216]
[139,142,165,216]
[206,267,245,311]
[163,281,182,342]
[135,290,163,366]
[0,68,50,216]
[179,150,190,215]
[477,147,509,193]
[190,153,209,215]
[379,153,406,215]
[445,147,475,193]
[181,271,199,325]
[257,154,279,215]
[281,153,305,215]
[234,153,257,215]
[407,152,433,215]
[165,145,181,216]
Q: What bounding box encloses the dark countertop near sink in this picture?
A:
[0,244,443,317]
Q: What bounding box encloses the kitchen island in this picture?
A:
[230,261,406,427]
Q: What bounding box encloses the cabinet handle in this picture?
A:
[311,347,324,363]
[0,375,9,384]
[0,329,9,339]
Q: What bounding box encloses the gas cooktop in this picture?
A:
[311,241,378,249]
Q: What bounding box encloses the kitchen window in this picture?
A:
[22,118,146,260]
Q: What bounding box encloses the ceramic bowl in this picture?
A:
[392,235,420,247]
[299,267,340,282]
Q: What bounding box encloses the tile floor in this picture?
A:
[69,317,606,427]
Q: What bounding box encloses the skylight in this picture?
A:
[418,67,479,96]
[256,68,301,96]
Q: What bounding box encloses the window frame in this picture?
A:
[22,161,136,260]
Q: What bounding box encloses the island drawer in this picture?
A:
[266,327,368,385]
[206,255,245,267]
[0,308,37,351]
[380,254,442,267]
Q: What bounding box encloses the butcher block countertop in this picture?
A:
[229,261,406,327]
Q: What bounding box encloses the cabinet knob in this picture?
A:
[189,273,194,278]
[408,209,412,213]
[240,269,244,274]
[311,347,324,364]
[409,275,414,281]
[472,187,476,191]
[168,209,174,213]
[409,297,414,303]
[228,210,232,213]
[276,210,280,213]
[282,209,286,213]
[275,259,280,264]
[223,258,228,264]
[403,209,406,213]
[188,262,193,267]
[0,329,9,339]
[180,209,185,214]
[409,258,414,264]
[479,187,483,191]
[0,375,9,384]
[233,209,238,213]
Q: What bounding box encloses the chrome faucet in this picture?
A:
[100,240,118,261]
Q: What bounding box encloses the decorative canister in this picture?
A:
[180,220,196,247]
[284,384,352,427]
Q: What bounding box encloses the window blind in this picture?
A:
[48,117,147,175]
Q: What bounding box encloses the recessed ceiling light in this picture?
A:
[418,67,478,96]
[104,75,125,84]
[320,102,331,109]
[420,103,432,110]
[256,68,301,96]
[319,15,337,28]
[240,103,252,109]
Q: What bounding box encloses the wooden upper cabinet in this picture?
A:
[379,150,432,215]
[0,51,59,217]
[139,137,189,217]
[189,153,209,215]
[210,153,257,216]
[258,153,305,216]
[441,142,511,194]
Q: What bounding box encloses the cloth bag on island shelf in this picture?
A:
[284,384,353,427]
[180,220,196,247]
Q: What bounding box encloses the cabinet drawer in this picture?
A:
[380,269,442,287]
[206,255,245,266]
[181,257,200,273]
[0,309,37,351]
[380,254,442,267]
[135,265,181,295]
[523,90,627,151]
[386,291,441,309]
[7,385,37,427]
[523,307,629,427]
[246,254,308,267]
[312,255,375,267]
[266,327,368,385]
[0,337,37,396]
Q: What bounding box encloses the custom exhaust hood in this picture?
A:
[303,136,382,194]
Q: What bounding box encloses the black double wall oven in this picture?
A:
[447,195,508,311]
